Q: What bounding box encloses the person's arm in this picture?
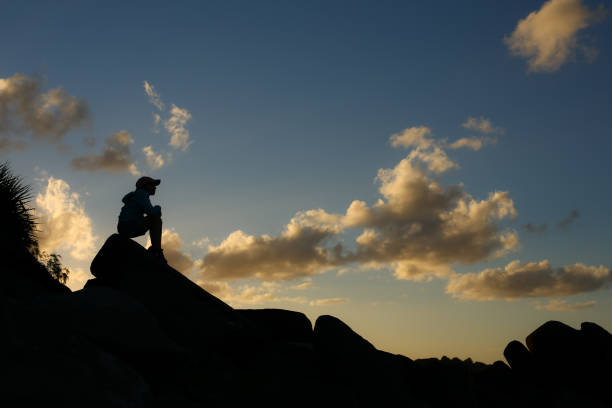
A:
[134,190,162,216]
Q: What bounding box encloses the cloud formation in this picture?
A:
[142,145,165,170]
[35,176,97,261]
[143,81,164,111]
[309,297,349,306]
[344,154,517,280]
[460,117,503,135]
[150,229,194,273]
[505,0,608,72]
[446,260,612,300]
[0,73,89,145]
[198,128,518,282]
[197,280,307,307]
[558,210,579,229]
[389,126,434,149]
[0,137,28,152]
[165,104,192,151]
[71,130,139,175]
[536,299,596,311]
[200,209,344,281]
[523,222,548,233]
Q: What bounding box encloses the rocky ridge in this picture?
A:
[1,233,610,407]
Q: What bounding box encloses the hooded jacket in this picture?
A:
[118,188,161,223]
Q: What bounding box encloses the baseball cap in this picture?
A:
[136,176,161,189]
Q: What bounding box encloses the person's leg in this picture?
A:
[144,215,162,250]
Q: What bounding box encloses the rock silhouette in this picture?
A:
[1,233,610,407]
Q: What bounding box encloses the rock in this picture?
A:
[525,320,581,358]
[238,308,313,344]
[503,340,533,373]
[0,336,152,407]
[313,315,376,357]
[90,234,254,352]
[2,247,70,300]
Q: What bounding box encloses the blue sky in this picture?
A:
[2,0,611,363]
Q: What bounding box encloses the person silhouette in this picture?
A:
[117,176,167,263]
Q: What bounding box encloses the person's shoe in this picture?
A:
[147,247,167,264]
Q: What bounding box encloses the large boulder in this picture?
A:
[237,308,313,344]
[506,320,612,406]
[313,314,376,357]
[2,246,70,300]
[90,234,253,352]
[0,336,152,407]
[503,340,533,373]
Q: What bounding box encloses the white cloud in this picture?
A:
[446,260,612,300]
[505,0,608,72]
[66,267,94,291]
[342,153,518,280]
[71,130,139,174]
[407,146,457,174]
[0,73,89,144]
[0,137,28,152]
[309,297,349,306]
[35,176,97,261]
[152,113,161,133]
[192,237,211,249]
[147,229,194,274]
[449,137,496,151]
[290,278,313,290]
[460,117,503,135]
[199,209,344,281]
[142,145,165,170]
[143,81,164,111]
[535,299,596,311]
[199,146,517,282]
[165,104,192,151]
[197,280,307,307]
[389,126,434,149]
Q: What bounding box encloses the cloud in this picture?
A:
[290,278,313,290]
[407,146,458,173]
[558,209,579,229]
[344,153,518,280]
[165,104,192,151]
[0,137,28,152]
[143,81,164,111]
[146,229,194,274]
[192,237,210,249]
[152,113,161,133]
[448,137,493,151]
[309,297,349,306]
[460,117,503,135]
[523,222,548,233]
[446,260,612,300]
[389,126,434,149]
[35,176,97,261]
[66,267,94,291]
[199,140,517,282]
[0,73,89,144]
[536,299,596,311]
[505,0,608,72]
[199,209,345,281]
[197,280,307,307]
[71,130,139,174]
[142,145,165,170]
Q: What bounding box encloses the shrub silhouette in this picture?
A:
[0,162,70,283]
[0,162,38,253]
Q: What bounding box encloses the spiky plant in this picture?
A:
[0,162,39,254]
[0,162,70,285]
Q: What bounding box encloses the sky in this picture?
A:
[1,0,611,363]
